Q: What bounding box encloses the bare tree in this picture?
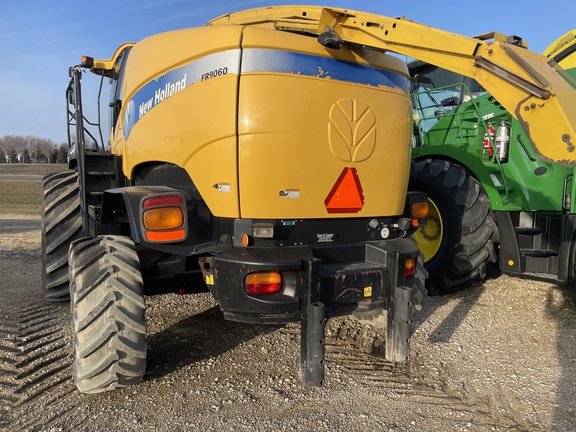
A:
[25,135,40,163]
[0,135,27,163]
[39,139,57,163]
[25,135,56,163]
[0,135,59,163]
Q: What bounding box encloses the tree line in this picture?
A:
[0,135,69,164]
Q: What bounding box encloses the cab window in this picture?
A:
[410,65,486,133]
[108,48,131,132]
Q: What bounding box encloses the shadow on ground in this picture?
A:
[145,305,280,380]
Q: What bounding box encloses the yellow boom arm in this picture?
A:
[209,6,576,166]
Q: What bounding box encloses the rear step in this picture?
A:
[520,249,558,258]
[83,153,117,207]
[87,171,116,176]
[515,227,545,235]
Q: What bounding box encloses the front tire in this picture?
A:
[69,235,147,394]
[409,159,498,294]
[41,171,83,301]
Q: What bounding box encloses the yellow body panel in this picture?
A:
[111,22,412,219]
[237,27,411,218]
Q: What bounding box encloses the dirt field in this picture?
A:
[0,164,66,249]
[1,167,575,431]
[0,164,67,177]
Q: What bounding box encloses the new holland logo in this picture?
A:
[328,99,376,162]
[123,99,136,138]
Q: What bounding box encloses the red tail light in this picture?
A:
[143,195,183,208]
[245,272,282,294]
[405,258,416,278]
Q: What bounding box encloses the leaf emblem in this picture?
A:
[328,100,376,162]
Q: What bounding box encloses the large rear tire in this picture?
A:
[69,235,147,394]
[41,171,83,301]
[409,159,498,295]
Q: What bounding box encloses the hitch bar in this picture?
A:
[299,254,414,387]
[300,258,325,387]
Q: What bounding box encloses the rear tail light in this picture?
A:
[141,194,187,243]
[245,272,282,295]
[405,258,416,278]
[143,195,183,208]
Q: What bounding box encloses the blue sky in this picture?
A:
[1,0,574,144]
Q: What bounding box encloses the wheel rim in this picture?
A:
[414,198,443,263]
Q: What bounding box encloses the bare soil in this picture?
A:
[0,164,67,176]
[1,168,575,431]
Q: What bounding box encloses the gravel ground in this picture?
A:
[1,244,575,431]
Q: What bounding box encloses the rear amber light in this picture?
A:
[81,55,94,68]
[143,207,184,230]
[405,258,416,278]
[245,272,282,295]
[241,234,253,247]
[411,201,429,219]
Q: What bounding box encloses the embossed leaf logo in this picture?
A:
[329,100,376,162]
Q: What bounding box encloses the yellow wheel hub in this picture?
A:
[414,198,443,263]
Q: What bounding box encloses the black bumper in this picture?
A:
[198,238,420,324]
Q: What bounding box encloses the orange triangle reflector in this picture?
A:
[324,167,364,213]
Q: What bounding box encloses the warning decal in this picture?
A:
[324,167,364,213]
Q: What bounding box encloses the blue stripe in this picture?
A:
[242,49,409,91]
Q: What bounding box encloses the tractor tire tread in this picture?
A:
[69,235,147,394]
[410,159,498,294]
[41,170,83,301]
